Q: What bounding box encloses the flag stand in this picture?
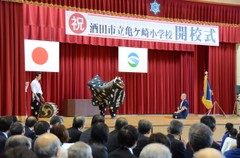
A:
[207,101,227,117]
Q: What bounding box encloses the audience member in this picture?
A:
[4,135,31,151]
[68,116,85,143]
[50,124,74,150]
[139,143,172,158]
[24,116,37,140]
[9,122,24,136]
[80,114,105,144]
[3,146,37,158]
[34,133,61,158]
[221,123,233,148]
[185,123,213,158]
[221,128,238,153]
[185,116,220,158]
[107,117,128,153]
[32,121,50,147]
[133,119,152,157]
[50,116,64,128]
[194,148,225,158]
[90,122,109,158]
[149,132,171,148]
[0,116,13,152]
[68,141,93,158]
[224,133,240,158]
[200,115,221,150]
[109,125,139,158]
[167,120,186,158]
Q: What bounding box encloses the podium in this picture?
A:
[62,99,99,116]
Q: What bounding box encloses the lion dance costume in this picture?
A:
[88,75,125,118]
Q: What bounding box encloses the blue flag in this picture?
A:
[202,73,213,110]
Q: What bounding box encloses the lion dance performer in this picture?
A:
[88,75,125,118]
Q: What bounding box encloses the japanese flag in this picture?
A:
[24,39,59,72]
[118,47,148,73]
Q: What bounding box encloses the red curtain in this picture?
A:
[208,43,236,114]
[25,44,194,115]
[0,1,25,115]
[26,0,240,24]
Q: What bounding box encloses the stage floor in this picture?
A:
[39,114,240,142]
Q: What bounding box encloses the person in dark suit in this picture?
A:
[107,117,128,153]
[32,121,50,148]
[0,116,13,153]
[185,123,213,158]
[133,119,152,157]
[80,114,105,144]
[200,116,221,151]
[109,125,139,158]
[68,116,85,143]
[173,93,189,119]
[167,120,186,158]
[24,116,37,140]
[90,122,109,158]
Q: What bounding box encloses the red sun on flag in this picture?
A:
[32,47,49,65]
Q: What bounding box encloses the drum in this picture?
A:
[39,102,59,118]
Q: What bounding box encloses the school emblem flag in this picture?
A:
[24,39,59,72]
[118,47,148,73]
[202,72,213,109]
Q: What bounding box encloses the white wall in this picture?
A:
[237,44,240,85]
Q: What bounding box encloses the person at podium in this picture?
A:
[173,93,189,119]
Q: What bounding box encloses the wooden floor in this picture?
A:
[36,114,240,142]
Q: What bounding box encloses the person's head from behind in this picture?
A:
[229,128,238,139]
[25,116,38,128]
[168,120,184,136]
[0,116,13,132]
[34,121,50,135]
[149,133,171,149]
[200,115,216,132]
[72,116,86,129]
[118,125,139,148]
[34,133,61,158]
[138,119,152,135]
[35,72,41,81]
[189,123,213,152]
[5,135,32,151]
[91,114,105,126]
[68,141,92,158]
[9,122,24,135]
[90,122,109,145]
[139,143,172,158]
[4,146,37,158]
[50,124,69,144]
[115,117,128,130]
[193,148,225,158]
[225,123,233,132]
[50,116,63,127]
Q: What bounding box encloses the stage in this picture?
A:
[37,114,240,142]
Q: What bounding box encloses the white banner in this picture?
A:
[24,39,59,72]
[118,47,148,73]
[66,11,219,46]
